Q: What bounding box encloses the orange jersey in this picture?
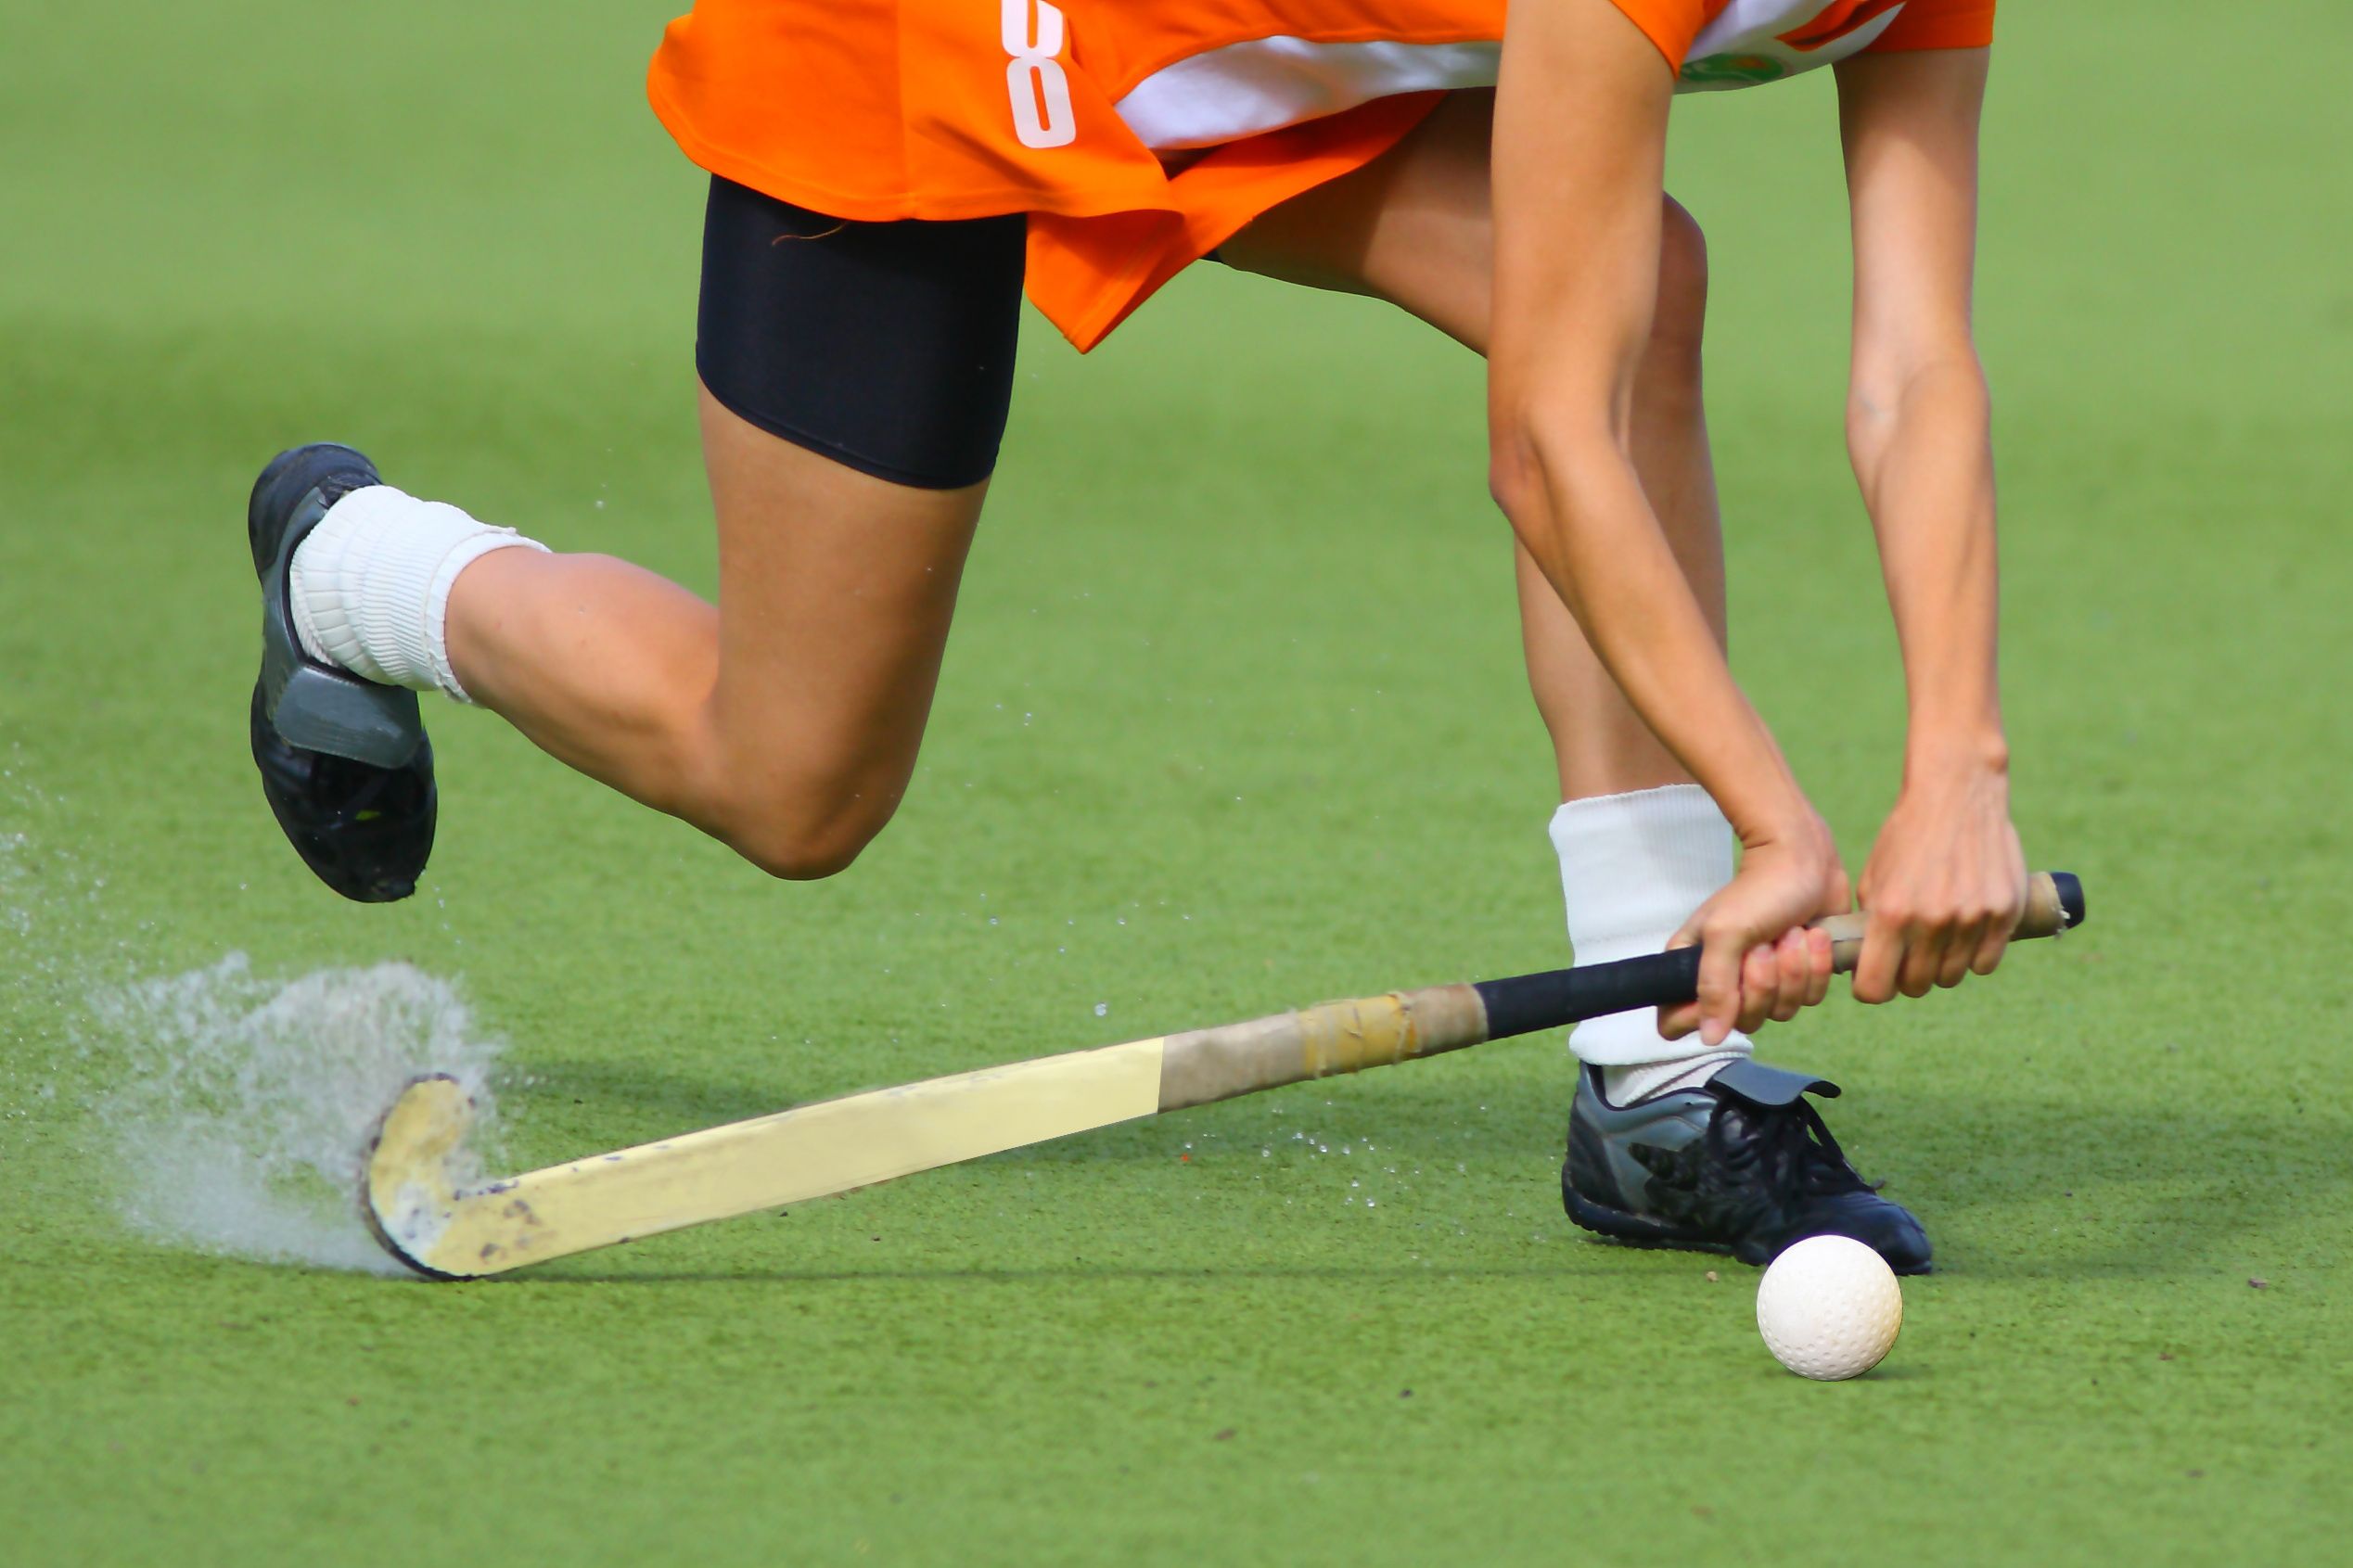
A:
[648,1,1995,350]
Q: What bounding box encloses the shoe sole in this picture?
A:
[247,443,438,902]
[1562,1180,1747,1261]
[1563,1182,1930,1274]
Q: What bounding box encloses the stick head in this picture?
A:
[360,1073,478,1280]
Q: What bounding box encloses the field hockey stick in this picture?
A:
[363,873,2083,1278]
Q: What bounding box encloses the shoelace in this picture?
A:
[1738,1096,1879,1201]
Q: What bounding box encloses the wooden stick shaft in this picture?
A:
[1156,984,1486,1112]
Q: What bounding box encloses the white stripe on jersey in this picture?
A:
[1115,37,1502,152]
[1111,4,1913,151]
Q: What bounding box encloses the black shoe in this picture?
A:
[1561,1059,1933,1274]
[248,443,436,902]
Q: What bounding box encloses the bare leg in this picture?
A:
[443,388,981,878]
[437,94,1711,883]
[1223,90,1721,803]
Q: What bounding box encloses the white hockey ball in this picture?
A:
[1756,1233,1903,1380]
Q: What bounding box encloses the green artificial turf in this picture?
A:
[4,4,2348,1562]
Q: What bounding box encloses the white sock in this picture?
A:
[1551,783,1751,1102]
[1600,1052,1742,1106]
[289,485,546,704]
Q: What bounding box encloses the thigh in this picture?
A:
[695,180,1027,819]
[1219,90,1498,352]
[699,396,978,803]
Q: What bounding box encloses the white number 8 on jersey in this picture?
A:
[1003,0,1076,149]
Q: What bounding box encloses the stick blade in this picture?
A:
[360,1073,480,1281]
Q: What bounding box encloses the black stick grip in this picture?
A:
[2051,871,2088,932]
[1471,869,2083,1043]
[1475,948,1703,1042]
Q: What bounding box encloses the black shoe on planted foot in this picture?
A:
[1561,1059,1933,1275]
[248,442,436,902]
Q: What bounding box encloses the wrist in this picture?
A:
[1734,790,1833,858]
[1903,720,2009,784]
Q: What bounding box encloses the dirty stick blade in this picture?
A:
[359,1042,1168,1279]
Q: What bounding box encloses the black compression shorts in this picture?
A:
[696,175,1026,491]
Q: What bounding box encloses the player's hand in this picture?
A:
[1660,814,1851,1047]
[1852,758,2027,1003]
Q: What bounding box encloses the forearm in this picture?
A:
[1849,355,2006,780]
[1500,421,1813,847]
[1487,0,1821,852]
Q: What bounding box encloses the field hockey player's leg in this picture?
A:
[252,181,1021,888]
[1225,95,1746,1092]
[1511,209,1931,1273]
[1226,93,1928,1272]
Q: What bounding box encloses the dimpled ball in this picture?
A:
[1756,1234,1904,1380]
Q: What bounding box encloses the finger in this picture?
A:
[1803,926,1834,1009]
[1665,918,1719,1044]
[1696,932,1743,1048]
[1852,911,1904,1005]
[1826,865,1857,918]
[1735,943,1778,1036]
[1936,915,1983,988]
[1899,921,1945,999]
[1970,918,2012,977]
[1769,928,1810,1023]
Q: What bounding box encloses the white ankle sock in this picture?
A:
[1600,1052,1741,1106]
[1552,784,1751,1101]
[289,485,546,704]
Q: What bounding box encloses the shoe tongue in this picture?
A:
[1709,1059,1839,1108]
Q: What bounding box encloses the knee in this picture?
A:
[1648,198,1710,379]
[1488,414,1545,529]
[717,792,898,882]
